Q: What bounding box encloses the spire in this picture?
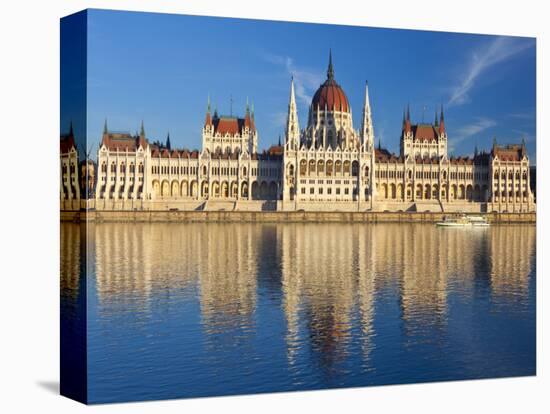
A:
[245,96,251,129]
[361,80,374,147]
[69,120,74,136]
[285,76,300,149]
[278,134,281,147]
[378,138,382,150]
[103,118,108,135]
[205,95,213,126]
[439,104,445,134]
[140,120,145,137]
[251,100,255,119]
[166,132,171,150]
[404,104,412,134]
[434,109,439,126]
[327,49,334,81]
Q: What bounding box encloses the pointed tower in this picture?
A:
[205,95,212,127]
[361,80,374,150]
[244,96,251,129]
[327,49,334,81]
[439,104,446,135]
[140,120,145,138]
[166,132,171,150]
[434,109,439,127]
[101,119,109,147]
[138,120,147,148]
[285,76,300,150]
[405,104,412,133]
[400,105,413,157]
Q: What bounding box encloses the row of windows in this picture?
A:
[300,187,357,196]
[102,176,143,184]
[493,171,528,180]
[494,191,530,198]
[298,160,361,176]
[61,165,76,174]
[102,162,144,174]
[301,179,352,185]
[151,165,280,178]
[152,165,198,175]
[375,170,490,181]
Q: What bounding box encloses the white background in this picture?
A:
[0,0,547,412]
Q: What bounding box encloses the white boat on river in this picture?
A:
[436,215,490,227]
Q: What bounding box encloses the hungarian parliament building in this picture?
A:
[60,53,535,213]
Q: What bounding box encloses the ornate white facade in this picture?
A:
[60,53,535,213]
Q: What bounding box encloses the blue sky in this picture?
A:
[75,9,536,160]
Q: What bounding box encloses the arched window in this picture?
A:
[351,161,359,177]
[300,159,307,175]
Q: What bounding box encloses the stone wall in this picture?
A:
[60,210,536,224]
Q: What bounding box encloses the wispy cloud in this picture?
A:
[261,52,323,106]
[449,117,496,151]
[269,111,287,131]
[448,37,534,106]
[511,129,535,143]
[508,110,536,120]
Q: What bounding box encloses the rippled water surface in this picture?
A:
[60,223,536,403]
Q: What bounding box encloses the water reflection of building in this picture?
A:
[60,223,82,303]
[197,224,258,332]
[279,224,376,371]
[92,223,260,330]
[489,225,535,299]
[88,222,535,373]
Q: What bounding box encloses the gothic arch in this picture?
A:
[241,181,249,198]
[201,180,209,198]
[161,180,170,197]
[189,180,198,198]
[181,180,188,197]
[152,180,161,198]
[171,180,180,197]
[251,181,259,199]
[221,181,229,198]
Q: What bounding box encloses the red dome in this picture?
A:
[311,80,350,112]
[311,51,350,112]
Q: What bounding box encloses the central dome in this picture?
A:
[311,52,350,113]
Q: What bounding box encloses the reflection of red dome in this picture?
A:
[311,51,350,112]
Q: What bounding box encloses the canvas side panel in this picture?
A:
[60,9,88,404]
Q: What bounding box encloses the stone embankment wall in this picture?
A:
[60,210,536,224]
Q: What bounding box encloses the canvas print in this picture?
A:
[60,9,536,404]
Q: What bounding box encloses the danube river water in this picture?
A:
[60,222,536,403]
